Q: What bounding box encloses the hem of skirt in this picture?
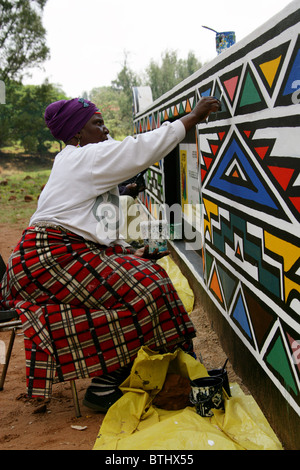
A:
[156,333,196,352]
[25,336,196,398]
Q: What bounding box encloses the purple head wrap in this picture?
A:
[44,98,100,143]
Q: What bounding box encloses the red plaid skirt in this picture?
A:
[0,226,195,397]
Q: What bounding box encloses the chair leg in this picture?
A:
[70,379,81,418]
[1,330,82,419]
[0,327,16,391]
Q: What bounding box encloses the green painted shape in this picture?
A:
[266,335,298,395]
[205,252,213,280]
[213,213,281,298]
[217,265,238,308]
[240,72,262,106]
[179,102,185,114]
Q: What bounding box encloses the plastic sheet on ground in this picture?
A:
[93,347,282,450]
[157,255,194,314]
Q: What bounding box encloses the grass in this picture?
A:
[0,166,51,225]
[1,141,61,155]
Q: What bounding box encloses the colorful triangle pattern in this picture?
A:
[237,122,300,220]
[252,41,290,97]
[276,35,300,106]
[208,257,300,394]
[205,133,284,215]
[264,329,299,397]
[244,287,275,349]
[200,127,230,183]
[232,292,253,341]
[216,263,238,309]
[133,14,300,413]
[209,266,224,305]
[220,66,243,106]
[236,64,268,115]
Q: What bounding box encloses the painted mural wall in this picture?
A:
[133,1,300,420]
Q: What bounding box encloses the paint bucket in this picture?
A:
[216,31,236,55]
[169,223,182,241]
[208,368,231,397]
[189,376,224,417]
[140,220,168,253]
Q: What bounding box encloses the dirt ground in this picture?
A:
[0,221,249,451]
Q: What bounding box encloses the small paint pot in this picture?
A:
[190,376,224,417]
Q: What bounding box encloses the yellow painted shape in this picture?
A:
[180,150,188,208]
[264,231,300,302]
[203,198,219,240]
[259,56,282,88]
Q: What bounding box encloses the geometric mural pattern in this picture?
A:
[138,162,164,217]
[134,5,300,416]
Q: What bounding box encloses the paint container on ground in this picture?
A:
[140,220,168,253]
[208,368,231,397]
[169,223,182,241]
[189,376,224,417]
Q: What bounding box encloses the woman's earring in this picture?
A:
[77,136,81,148]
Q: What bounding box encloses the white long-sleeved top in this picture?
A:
[30,120,186,246]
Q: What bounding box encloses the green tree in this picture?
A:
[146,50,203,100]
[90,50,203,137]
[0,0,50,81]
[0,80,67,152]
[89,86,126,140]
[111,52,141,136]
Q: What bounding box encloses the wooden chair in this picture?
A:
[0,254,81,417]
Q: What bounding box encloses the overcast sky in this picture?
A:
[23,0,294,97]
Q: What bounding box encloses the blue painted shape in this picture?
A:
[201,88,212,97]
[232,293,252,339]
[283,48,300,96]
[207,137,278,209]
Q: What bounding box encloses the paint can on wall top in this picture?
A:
[202,26,236,55]
[216,31,236,54]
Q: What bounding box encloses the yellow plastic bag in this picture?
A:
[212,384,283,450]
[157,255,194,314]
[93,347,282,450]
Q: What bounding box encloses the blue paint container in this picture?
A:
[216,31,236,54]
[202,26,236,55]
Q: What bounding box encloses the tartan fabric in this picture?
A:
[0,226,196,398]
